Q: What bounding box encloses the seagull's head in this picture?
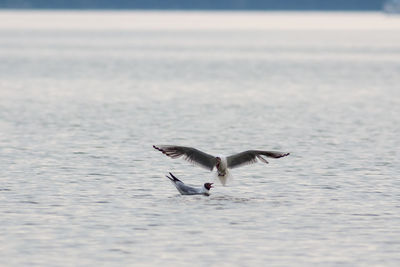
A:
[215,157,221,168]
[204,183,214,190]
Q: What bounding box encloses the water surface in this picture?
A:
[1,11,400,266]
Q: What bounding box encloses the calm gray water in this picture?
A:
[1,11,400,266]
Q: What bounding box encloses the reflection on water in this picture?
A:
[1,11,400,267]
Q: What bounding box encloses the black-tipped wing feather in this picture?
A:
[227,150,290,169]
[153,145,216,171]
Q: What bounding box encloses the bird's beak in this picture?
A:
[210,183,214,188]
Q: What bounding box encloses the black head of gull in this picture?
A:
[204,182,214,190]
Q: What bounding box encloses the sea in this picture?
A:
[0,11,399,266]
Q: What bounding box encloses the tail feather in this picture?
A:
[214,170,232,186]
[166,172,181,182]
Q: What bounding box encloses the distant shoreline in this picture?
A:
[0,8,383,11]
[0,0,384,11]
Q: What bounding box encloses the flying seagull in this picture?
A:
[166,172,213,196]
[154,145,290,186]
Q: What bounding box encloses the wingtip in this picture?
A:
[278,152,290,158]
[153,145,164,152]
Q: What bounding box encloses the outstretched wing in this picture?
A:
[153,145,216,171]
[227,150,290,169]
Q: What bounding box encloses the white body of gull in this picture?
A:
[166,172,213,196]
[154,145,290,186]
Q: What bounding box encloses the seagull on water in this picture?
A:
[166,172,213,196]
[154,145,290,186]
